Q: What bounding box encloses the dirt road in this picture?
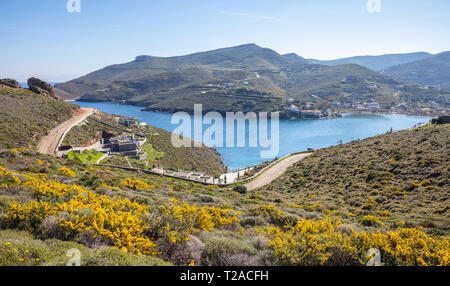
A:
[37,107,95,156]
[244,153,312,191]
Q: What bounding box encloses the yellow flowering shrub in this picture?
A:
[0,166,13,177]
[1,167,156,255]
[148,198,241,243]
[248,205,283,224]
[86,167,99,173]
[359,215,385,227]
[57,167,76,178]
[1,166,241,256]
[288,203,324,213]
[11,148,29,153]
[121,178,151,191]
[36,159,50,166]
[421,180,432,187]
[257,216,450,266]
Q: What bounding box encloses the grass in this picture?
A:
[68,150,105,164]
[0,229,171,266]
[142,143,164,162]
[0,86,77,149]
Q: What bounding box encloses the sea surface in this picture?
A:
[75,101,431,170]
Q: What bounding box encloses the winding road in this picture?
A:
[36,105,311,190]
[37,107,95,156]
[244,153,312,191]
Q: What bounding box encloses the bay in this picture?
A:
[74,101,431,170]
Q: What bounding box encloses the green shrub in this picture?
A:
[203,236,258,266]
[84,247,171,266]
[232,185,247,194]
[0,229,171,266]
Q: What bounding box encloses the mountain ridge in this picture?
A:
[54,44,450,114]
[383,51,450,90]
[308,52,433,71]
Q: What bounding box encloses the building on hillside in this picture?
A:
[299,110,322,118]
[290,105,300,112]
[119,117,141,127]
[367,102,380,109]
[100,130,118,144]
[102,134,146,160]
[332,101,341,107]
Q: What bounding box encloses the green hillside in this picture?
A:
[260,123,450,235]
[62,111,226,176]
[384,52,450,90]
[54,44,450,114]
[0,86,449,266]
[0,85,77,149]
[308,52,433,71]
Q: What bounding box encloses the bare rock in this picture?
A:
[432,116,450,125]
[27,77,59,99]
[0,78,21,89]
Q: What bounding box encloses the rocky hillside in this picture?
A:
[261,123,450,235]
[0,82,77,149]
[0,81,225,176]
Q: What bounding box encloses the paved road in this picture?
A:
[244,153,312,191]
[37,107,95,156]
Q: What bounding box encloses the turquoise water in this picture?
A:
[75,101,431,170]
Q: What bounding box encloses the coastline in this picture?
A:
[67,99,442,119]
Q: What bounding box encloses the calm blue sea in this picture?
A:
[75,101,431,170]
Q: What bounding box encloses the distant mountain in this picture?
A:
[308,52,433,71]
[55,44,449,113]
[54,44,308,100]
[383,52,450,90]
[282,53,309,64]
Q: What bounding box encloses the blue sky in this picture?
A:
[1,0,449,81]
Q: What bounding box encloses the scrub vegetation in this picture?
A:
[0,87,448,266]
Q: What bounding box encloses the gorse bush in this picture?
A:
[145,198,241,244]
[248,205,283,225]
[121,178,151,191]
[359,215,385,227]
[257,215,449,266]
[1,165,449,266]
[57,167,76,178]
[0,166,240,256]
